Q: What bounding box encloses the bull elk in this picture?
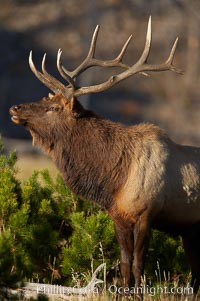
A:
[10,17,200,297]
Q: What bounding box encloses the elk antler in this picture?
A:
[29,17,183,99]
[57,25,132,80]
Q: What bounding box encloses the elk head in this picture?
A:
[10,17,182,150]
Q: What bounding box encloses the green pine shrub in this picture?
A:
[0,138,74,285]
[61,210,118,281]
[146,230,189,284]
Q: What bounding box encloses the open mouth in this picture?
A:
[10,108,27,125]
[11,115,27,125]
[11,115,20,124]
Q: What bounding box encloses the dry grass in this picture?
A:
[3,137,59,181]
[15,153,59,181]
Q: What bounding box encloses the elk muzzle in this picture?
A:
[9,105,27,125]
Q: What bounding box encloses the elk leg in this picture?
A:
[182,230,200,296]
[114,222,134,287]
[133,216,150,289]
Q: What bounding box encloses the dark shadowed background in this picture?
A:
[0,0,200,178]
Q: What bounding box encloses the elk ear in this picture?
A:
[68,95,75,111]
[64,96,85,117]
[48,93,54,99]
[61,94,75,110]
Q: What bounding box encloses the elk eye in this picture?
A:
[49,106,59,112]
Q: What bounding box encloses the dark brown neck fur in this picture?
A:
[57,117,134,209]
[32,112,133,209]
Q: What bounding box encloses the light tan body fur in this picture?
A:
[112,124,200,227]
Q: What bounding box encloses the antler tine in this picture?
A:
[41,53,66,93]
[137,16,152,65]
[87,24,100,59]
[57,49,76,88]
[29,51,48,87]
[29,51,65,95]
[165,38,184,74]
[115,34,133,63]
